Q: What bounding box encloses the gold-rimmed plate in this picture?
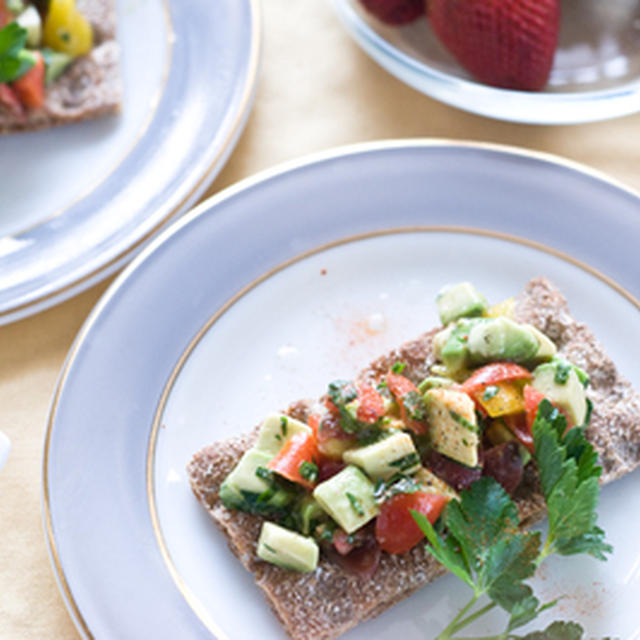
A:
[0,0,260,325]
[44,141,640,638]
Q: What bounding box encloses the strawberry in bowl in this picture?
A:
[357,0,560,91]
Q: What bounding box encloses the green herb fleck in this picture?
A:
[449,410,478,433]
[346,492,364,516]
[391,361,407,374]
[403,390,427,422]
[0,23,35,83]
[554,362,572,385]
[298,460,318,483]
[263,543,277,554]
[389,452,420,472]
[482,385,499,402]
[280,415,288,436]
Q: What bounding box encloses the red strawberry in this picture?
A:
[427,0,560,91]
[359,0,425,25]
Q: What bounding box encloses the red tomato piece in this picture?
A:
[267,431,318,490]
[12,51,45,109]
[0,84,24,119]
[523,385,547,434]
[375,492,448,554]
[0,1,12,28]
[307,413,321,435]
[386,372,427,434]
[356,383,385,424]
[503,412,534,453]
[461,362,532,394]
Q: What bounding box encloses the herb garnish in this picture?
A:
[280,415,288,436]
[482,385,500,401]
[403,390,427,422]
[388,452,420,472]
[554,362,572,385]
[0,23,34,83]
[298,460,318,483]
[391,361,407,374]
[346,491,365,516]
[413,399,611,639]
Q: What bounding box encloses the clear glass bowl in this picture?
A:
[331,0,640,124]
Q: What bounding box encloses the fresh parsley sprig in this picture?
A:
[413,399,612,640]
[0,22,34,84]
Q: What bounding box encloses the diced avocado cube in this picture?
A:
[44,50,74,85]
[313,465,379,534]
[467,317,538,365]
[417,376,455,392]
[343,432,420,479]
[523,324,557,362]
[413,466,458,500]
[435,318,482,374]
[437,282,488,326]
[532,362,587,426]
[424,389,480,467]
[220,448,272,497]
[254,413,312,456]
[257,522,319,572]
[16,5,42,47]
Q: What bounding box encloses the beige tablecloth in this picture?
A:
[1,2,639,638]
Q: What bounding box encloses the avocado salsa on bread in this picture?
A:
[188,278,640,640]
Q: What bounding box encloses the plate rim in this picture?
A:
[0,0,262,326]
[42,138,640,639]
[330,0,640,124]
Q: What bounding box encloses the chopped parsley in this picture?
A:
[280,415,288,436]
[346,491,365,516]
[482,385,499,401]
[388,452,420,472]
[554,362,572,385]
[449,410,479,433]
[0,23,34,84]
[298,460,318,483]
[391,361,407,374]
[402,390,427,422]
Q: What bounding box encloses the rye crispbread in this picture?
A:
[0,0,121,134]
[187,277,640,640]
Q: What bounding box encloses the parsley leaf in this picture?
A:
[0,23,34,84]
[532,400,612,561]
[415,478,541,604]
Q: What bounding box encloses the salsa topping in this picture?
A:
[219,282,598,583]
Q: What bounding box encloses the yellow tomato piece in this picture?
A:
[485,297,515,319]
[43,0,93,57]
[476,381,525,417]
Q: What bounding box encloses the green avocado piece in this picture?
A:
[220,448,272,499]
[343,431,420,480]
[523,324,557,362]
[254,413,312,456]
[435,318,484,374]
[467,317,539,365]
[44,50,73,85]
[437,282,488,326]
[313,465,379,534]
[257,522,319,572]
[532,362,588,426]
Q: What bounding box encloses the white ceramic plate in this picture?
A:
[44,141,640,639]
[0,0,260,325]
[331,0,640,124]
